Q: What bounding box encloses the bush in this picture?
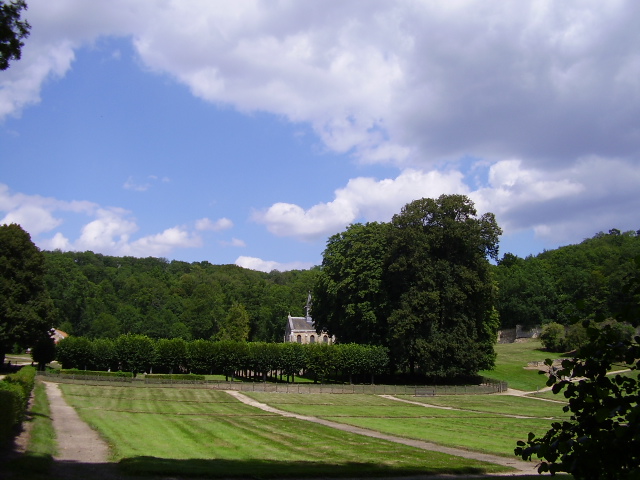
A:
[0,366,36,446]
[540,322,567,352]
[145,374,205,382]
[56,369,133,378]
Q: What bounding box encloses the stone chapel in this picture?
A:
[283,292,334,344]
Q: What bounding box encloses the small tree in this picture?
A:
[115,334,155,375]
[539,322,566,352]
[30,333,56,370]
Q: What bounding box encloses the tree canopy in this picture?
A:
[495,230,640,329]
[0,224,54,364]
[0,0,30,70]
[314,194,502,379]
[41,250,319,343]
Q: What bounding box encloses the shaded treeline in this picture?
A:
[494,229,640,328]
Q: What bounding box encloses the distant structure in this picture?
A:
[284,292,334,344]
[51,329,69,344]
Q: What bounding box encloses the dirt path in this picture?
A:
[43,381,121,479]
[225,390,536,475]
[44,381,110,463]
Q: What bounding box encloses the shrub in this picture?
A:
[540,322,566,352]
[0,366,36,446]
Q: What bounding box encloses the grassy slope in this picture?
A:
[480,339,553,391]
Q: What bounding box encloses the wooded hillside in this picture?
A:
[43,250,318,342]
[494,229,640,328]
[41,229,640,343]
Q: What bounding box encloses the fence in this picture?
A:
[38,371,507,395]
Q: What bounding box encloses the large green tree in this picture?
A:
[0,0,30,70]
[385,195,501,377]
[0,224,54,365]
[313,222,390,345]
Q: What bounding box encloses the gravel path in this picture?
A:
[43,381,119,479]
[44,381,110,463]
[225,390,536,476]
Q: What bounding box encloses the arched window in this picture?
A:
[323,335,328,343]
[310,335,315,344]
[296,335,302,343]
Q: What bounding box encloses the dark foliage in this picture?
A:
[0,0,30,70]
[515,257,640,479]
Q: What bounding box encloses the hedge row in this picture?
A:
[54,369,133,378]
[0,366,36,447]
[56,335,389,383]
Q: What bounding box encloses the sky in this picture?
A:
[1,1,640,272]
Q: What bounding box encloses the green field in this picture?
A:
[243,391,565,458]
[60,384,512,478]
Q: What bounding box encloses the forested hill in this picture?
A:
[43,229,640,341]
[494,229,640,328]
[43,250,319,342]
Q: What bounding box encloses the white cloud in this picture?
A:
[220,238,246,248]
[0,184,206,258]
[235,255,314,273]
[3,1,640,264]
[123,176,151,192]
[253,169,468,240]
[1,205,63,235]
[471,157,640,246]
[195,217,233,231]
[125,227,202,257]
[7,1,638,170]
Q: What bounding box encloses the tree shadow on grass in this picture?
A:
[118,456,489,478]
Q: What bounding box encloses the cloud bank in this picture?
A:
[2,1,639,269]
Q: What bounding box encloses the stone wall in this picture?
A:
[497,325,541,344]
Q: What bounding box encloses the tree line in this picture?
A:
[42,250,319,343]
[55,335,389,384]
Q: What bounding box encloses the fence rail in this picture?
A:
[38,371,507,395]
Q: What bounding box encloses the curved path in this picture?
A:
[225,390,536,475]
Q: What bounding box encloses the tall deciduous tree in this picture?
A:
[0,0,30,70]
[313,222,390,345]
[0,224,54,365]
[385,195,501,377]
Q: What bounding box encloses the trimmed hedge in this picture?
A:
[0,366,36,447]
[145,374,205,381]
[56,369,133,378]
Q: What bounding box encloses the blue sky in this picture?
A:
[2,1,640,271]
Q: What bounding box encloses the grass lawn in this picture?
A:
[480,339,553,391]
[244,391,564,458]
[59,384,511,478]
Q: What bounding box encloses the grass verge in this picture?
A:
[4,379,56,478]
